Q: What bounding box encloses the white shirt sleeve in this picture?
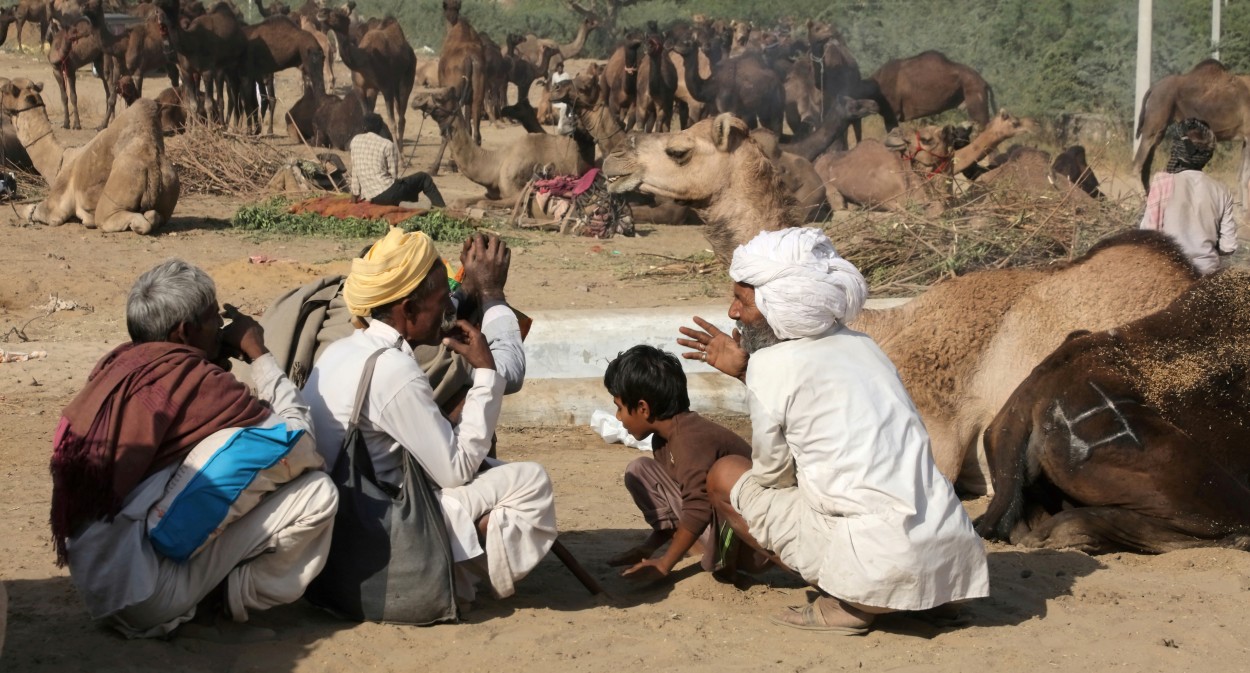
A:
[373,360,507,489]
[1218,191,1239,256]
[480,301,526,394]
[249,352,314,435]
[745,386,797,489]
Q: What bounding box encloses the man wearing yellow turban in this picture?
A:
[305,230,556,606]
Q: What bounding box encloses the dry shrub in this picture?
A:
[830,182,1140,297]
[164,123,287,196]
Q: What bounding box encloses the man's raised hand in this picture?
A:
[442,319,496,372]
[677,316,748,381]
[460,233,511,303]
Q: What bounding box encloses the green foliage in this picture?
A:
[342,0,1250,126]
[230,198,477,241]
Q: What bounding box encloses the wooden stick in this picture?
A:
[550,539,605,596]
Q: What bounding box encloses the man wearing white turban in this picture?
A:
[304,230,556,605]
[677,228,989,634]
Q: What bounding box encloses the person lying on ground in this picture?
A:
[678,227,990,636]
[603,344,752,581]
[304,229,555,604]
[50,259,337,638]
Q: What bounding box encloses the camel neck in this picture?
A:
[579,104,625,155]
[952,130,1009,174]
[680,51,713,103]
[10,107,65,179]
[446,117,491,184]
[702,145,796,260]
[563,23,590,58]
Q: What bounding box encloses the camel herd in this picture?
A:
[3,2,1250,556]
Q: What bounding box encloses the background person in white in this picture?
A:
[677,228,990,635]
[305,230,554,602]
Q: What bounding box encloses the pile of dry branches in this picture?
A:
[831,184,1141,297]
[165,124,288,196]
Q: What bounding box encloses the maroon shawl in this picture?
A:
[50,342,270,565]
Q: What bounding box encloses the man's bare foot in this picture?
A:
[769,596,874,635]
[607,545,656,567]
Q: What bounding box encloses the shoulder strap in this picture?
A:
[348,346,390,430]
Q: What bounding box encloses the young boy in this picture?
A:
[603,345,752,580]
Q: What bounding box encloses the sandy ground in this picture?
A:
[3,43,1250,673]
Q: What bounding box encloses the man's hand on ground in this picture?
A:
[443,319,496,371]
[460,233,510,303]
[220,304,268,362]
[621,557,673,581]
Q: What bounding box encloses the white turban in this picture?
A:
[728,228,868,339]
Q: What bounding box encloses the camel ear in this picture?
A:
[712,113,749,153]
[34,81,44,93]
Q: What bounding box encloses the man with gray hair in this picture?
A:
[677,228,989,635]
[50,259,337,638]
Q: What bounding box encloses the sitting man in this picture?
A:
[1140,117,1239,275]
[350,113,446,208]
[304,229,556,603]
[678,228,989,635]
[50,259,338,638]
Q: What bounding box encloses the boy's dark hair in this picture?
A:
[363,113,392,140]
[604,345,690,421]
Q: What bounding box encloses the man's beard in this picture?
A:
[737,319,783,354]
[439,310,457,337]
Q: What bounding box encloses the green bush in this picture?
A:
[230,197,478,241]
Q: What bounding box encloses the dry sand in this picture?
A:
[2,45,1250,673]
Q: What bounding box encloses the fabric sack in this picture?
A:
[146,423,324,563]
[305,347,458,625]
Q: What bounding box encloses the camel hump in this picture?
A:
[1079,229,1198,277]
[1191,58,1228,72]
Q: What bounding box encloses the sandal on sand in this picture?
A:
[769,604,870,635]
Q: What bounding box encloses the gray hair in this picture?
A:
[126,259,217,343]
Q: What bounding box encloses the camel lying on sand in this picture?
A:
[976,269,1250,553]
[974,145,1100,207]
[0,77,179,234]
[413,89,588,204]
[602,113,798,264]
[852,231,1199,493]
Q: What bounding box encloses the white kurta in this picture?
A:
[304,307,555,597]
[732,326,990,610]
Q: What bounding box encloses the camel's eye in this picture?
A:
[666,146,692,164]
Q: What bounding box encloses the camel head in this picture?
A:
[980,108,1039,142]
[603,113,761,204]
[835,95,879,121]
[0,78,46,118]
[553,67,601,110]
[318,5,349,33]
[506,32,524,50]
[411,87,465,139]
[117,76,139,106]
[885,124,958,172]
[583,15,600,31]
[442,0,462,26]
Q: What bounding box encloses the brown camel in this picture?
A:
[601,31,645,131]
[320,10,412,158]
[240,15,326,135]
[635,35,681,132]
[119,3,181,98]
[813,126,956,213]
[434,0,487,151]
[0,7,16,48]
[750,128,835,221]
[1132,59,1250,206]
[8,0,51,52]
[678,45,783,135]
[0,78,35,171]
[46,12,115,130]
[852,230,1198,493]
[162,0,247,127]
[504,36,558,111]
[515,15,599,73]
[602,113,798,264]
[779,96,878,162]
[415,58,440,87]
[974,145,1100,208]
[286,85,364,150]
[871,50,996,130]
[975,269,1250,553]
[1,77,179,233]
[806,20,869,148]
[154,85,189,134]
[413,92,587,204]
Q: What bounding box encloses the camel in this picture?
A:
[1050,145,1102,199]
[434,0,487,150]
[503,37,558,113]
[549,70,696,225]
[974,145,1100,208]
[1,77,179,233]
[852,230,1198,493]
[415,58,440,87]
[162,0,247,127]
[783,51,821,139]
[806,20,869,147]
[814,110,1035,213]
[252,0,336,91]
[750,128,834,221]
[514,15,599,73]
[1132,59,1250,206]
[600,31,644,131]
[678,46,783,135]
[780,96,878,162]
[286,86,364,150]
[0,78,35,170]
[8,0,51,52]
[240,15,326,135]
[154,85,188,134]
[46,11,115,131]
[603,113,798,264]
[413,91,588,204]
[320,10,412,156]
[635,35,681,132]
[871,50,996,130]
[0,7,16,48]
[975,269,1250,553]
[119,3,181,98]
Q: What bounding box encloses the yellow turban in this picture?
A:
[344,228,438,326]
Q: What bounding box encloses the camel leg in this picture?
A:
[1015,506,1247,555]
[98,57,118,131]
[1132,134,1162,195]
[28,188,76,227]
[95,158,159,234]
[15,18,24,51]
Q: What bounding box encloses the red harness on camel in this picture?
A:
[902,131,953,180]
